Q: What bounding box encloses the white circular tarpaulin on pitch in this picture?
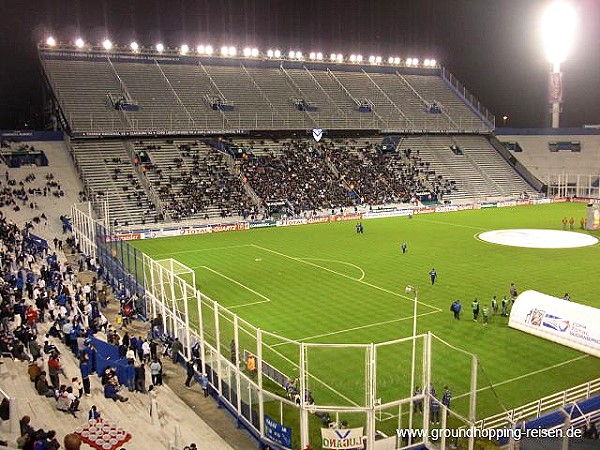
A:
[478,229,598,249]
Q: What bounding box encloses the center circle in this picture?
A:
[478,229,598,249]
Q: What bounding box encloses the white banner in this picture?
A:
[509,290,600,357]
[321,427,364,449]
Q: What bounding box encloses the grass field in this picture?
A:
[131,202,600,429]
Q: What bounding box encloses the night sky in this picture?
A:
[1,0,599,130]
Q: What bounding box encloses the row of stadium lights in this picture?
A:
[44,36,437,67]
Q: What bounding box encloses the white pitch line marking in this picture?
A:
[298,257,366,281]
[252,244,441,312]
[153,244,252,257]
[272,310,440,346]
[454,354,590,400]
[198,265,271,309]
[417,218,488,231]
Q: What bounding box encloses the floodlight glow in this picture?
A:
[102,39,112,50]
[130,42,139,52]
[542,1,577,64]
[356,55,363,62]
[228,46,236,56]
[274,49,281,58]
[375,56,382,64]
[243,47,252,57]
[406,58,413,65]
[394,57,400,65]
[336,54,343,62]
[46,37,56,47]
[368,55,375,63]
[221,46,228,56]
[205,45,213,55]
[197,45,205,54]
[316,52,323,60]
[267,49,273,57]
[180,44,189,55]
[330,53,336,61]
[388,57,394,64]
[424,59,431,66]
[430,59,436,66]
[350,54,356,62]
[156,43,164,53]
[74,38,84,48]
[251,48,259,57]
[413,58,419,65]
[309,52,316,60]
[295,51,302,59]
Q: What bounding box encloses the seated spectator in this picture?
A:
[35,372,55,397]
[103,377,129,402]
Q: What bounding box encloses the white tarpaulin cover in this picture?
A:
[509,290,600,357]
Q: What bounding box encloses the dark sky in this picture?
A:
[1,0,599,130]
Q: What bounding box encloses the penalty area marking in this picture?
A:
[197,265,272,309]
[297,257,366,281]
[153,243,253,257]
[251,244,442,312]
[271,310,440,347]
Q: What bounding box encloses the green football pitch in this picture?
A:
[131,202,600,425]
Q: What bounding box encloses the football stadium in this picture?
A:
[1,1,600,450]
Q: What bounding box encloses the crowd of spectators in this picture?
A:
[240,140,353,215]
[135,140,256,221]
[237,138,457,215]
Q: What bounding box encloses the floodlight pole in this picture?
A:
[550,62,562,128]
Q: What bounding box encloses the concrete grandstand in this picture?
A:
[39,45,540,228]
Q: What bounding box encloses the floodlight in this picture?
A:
[424,59,431,66]
[413,58,419,65]
[205,45,213,55]
[394,57,400,65]
[228,46,236,56]
[130,42,139,52]
[356,55,363,62]
[542,1,577,64]
[388,57,394,64]
[375,56,382,64]
[274,49,281,58]
[330,53,336,61]
[46,37,56,47]
[221,46,228,56]
[267,49,274,58]
[243,47,252,57]
[289,50,295,59]
[197,45,205,54]
[368,55,375,63]
[350,54,356,62]
[156,43,164,53]
[430,59,436,66]
[180,44,189,55]
[251,48,259,57]
[316,52,323,60]
[336,54,343,62]
[102,39,112,50]
[295,51,302,59]
[309,52,316,60]
[74,38,84,48]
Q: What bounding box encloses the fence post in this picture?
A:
[9,396,18,433]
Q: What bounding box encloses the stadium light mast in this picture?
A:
[541,1,577,128]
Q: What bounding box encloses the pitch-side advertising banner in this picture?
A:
[321,427,364,449]
[509,290,600,357]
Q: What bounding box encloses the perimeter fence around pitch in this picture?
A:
[70,202,481,450]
